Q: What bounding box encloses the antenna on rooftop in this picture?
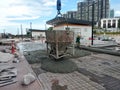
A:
[30,22,32,29]
[17,28,19,35]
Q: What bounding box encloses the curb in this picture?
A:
[79,45,120,56]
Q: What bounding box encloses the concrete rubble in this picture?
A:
[22,73,36,85]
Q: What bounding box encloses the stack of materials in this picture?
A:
[0,64,17,87]
[0,51,17,87]
[0,52,13,63]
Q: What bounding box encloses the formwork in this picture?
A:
[45,30,74,59]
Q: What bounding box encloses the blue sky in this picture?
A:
[0,0,120,35]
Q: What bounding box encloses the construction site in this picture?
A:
[0,0,120,90]
[0,18,120,90]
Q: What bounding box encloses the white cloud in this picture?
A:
[0,0,60,34]
[115,11,120,16]
[0,0,71,34]
[0,0,56,27]
[42,0,56,6]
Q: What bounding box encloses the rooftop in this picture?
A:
[46,17,93,26]
[29,29,46,32]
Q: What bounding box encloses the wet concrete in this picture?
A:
[17,42,46,53]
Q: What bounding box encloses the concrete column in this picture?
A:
[101,20,103,28]
[106,20,108,29]
[116,20,118,32]
[111,19,113,27]
[116,20,118,28]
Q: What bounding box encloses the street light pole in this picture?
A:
[3,29,5,38]
[20,24,23,41]
[91,1,95,45]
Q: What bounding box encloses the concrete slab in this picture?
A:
[0,52,14,63]
[38,72,105,90]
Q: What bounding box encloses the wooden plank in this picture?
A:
[0,80,17,87]
[0,79,13,84]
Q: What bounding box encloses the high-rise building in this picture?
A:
[77,0,110,22]
[63,11,77,19]
[110,9,114,18]
[63,0,110,23]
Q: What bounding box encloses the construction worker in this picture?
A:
[11,41,16,54]
[76,35,80,47]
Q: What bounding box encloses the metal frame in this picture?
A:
[46,30,74,59]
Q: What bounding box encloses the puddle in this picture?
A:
[17,42,46,53]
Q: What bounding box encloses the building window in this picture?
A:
[108,20,111,28]
[103,24,106,28]
[103,20,106,28]
[112,20,116,28]
[112,23,116,28]
[108,23,111,28]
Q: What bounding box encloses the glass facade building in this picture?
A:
[110,9,114,18]
[63,11,77,19]
[63,0,110,23]
[77,0,110,22]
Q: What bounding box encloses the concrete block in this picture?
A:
[22,73,36,85]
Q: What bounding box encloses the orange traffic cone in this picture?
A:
[11,42,16,54]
